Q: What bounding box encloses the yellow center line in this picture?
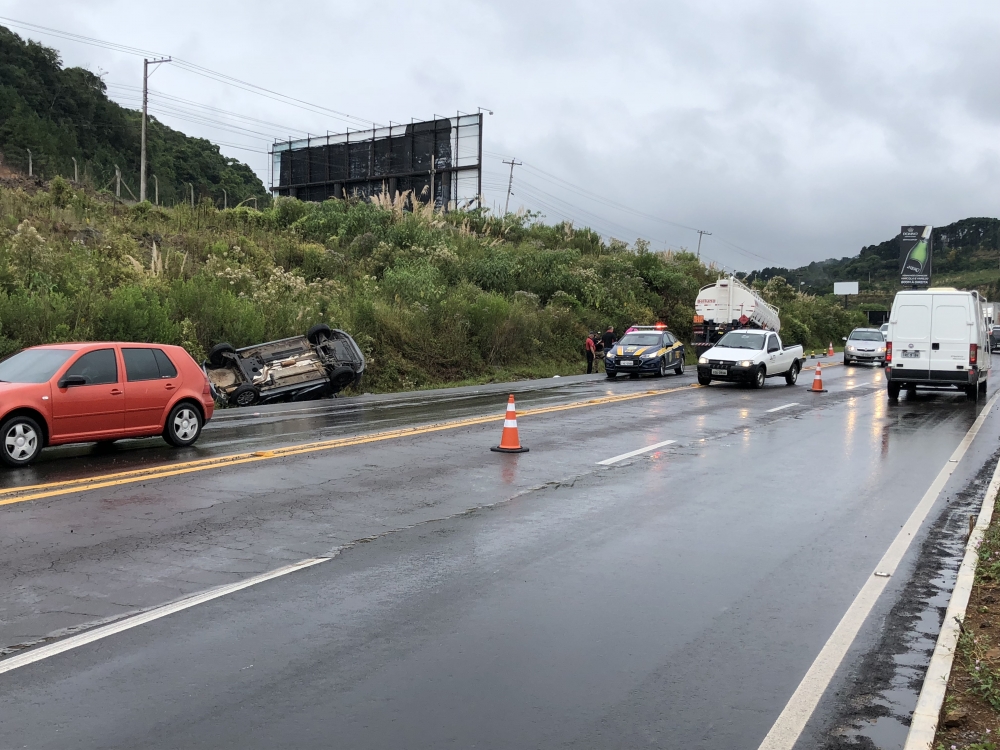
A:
[0,383,699,508]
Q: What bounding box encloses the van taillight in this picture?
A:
[971,343,978,365]
[885,342,892,363]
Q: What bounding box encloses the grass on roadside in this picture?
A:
[934,491,1000,749]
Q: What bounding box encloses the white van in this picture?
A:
[886,288,991,401]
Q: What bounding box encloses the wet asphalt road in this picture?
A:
[1,362,999,748]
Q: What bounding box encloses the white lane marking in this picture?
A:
[757,390,1000,750]
[905,437,1000,748]
[597,439,676,465]
[766,403,800,413]
[0,557,330,676]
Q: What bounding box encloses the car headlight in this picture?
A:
[699,356,708,364]
[641,352,659,359]
[877,346,886,353]
[739,360,753,367]
[847,345,855,352]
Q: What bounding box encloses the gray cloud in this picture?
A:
[3,0,999,270]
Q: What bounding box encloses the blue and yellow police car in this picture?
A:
[604,325,686,379]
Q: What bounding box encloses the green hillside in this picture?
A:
[0,25,266,207]
[755,218,1000,305]
[0,181,868,392]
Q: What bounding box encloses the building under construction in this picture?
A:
[270,114,482,210]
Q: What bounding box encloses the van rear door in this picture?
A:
[930,294,971,378]
[893,296,932,379]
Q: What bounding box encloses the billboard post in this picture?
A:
[833,281,859,309]
[900,225,933,287]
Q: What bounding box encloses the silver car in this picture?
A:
[843,327,887,366]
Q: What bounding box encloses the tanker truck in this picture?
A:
[691,275,780,358]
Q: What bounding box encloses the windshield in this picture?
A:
[849,331,883,341]
[716,332,765,350]
[0,348,75,383]
[617,334,662,347]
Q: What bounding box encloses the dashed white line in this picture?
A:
[756,390,999,750]
[0,557,330,676]
[766,403,800,413]
[597,439,676,465]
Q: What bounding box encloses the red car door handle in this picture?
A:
[110,389,123,396]
[164,383,176,390]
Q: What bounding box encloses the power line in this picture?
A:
[0,16,379,129]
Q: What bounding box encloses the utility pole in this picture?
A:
[71,157,78,183]
[115,165,121,199]
[221,188,227,210]
[502,158,521,215]
[696,229,712,259]
[152,175,158,206]
[26,149,32,177]
[188,183,194,208]
[140,57,171,203]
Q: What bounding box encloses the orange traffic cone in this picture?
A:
[491,394,529,453]
[828,342,834,357]
[809,361,827,393]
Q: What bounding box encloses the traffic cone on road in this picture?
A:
[491,394,529,453]
[828,342,834,357]
[809,361,828,393]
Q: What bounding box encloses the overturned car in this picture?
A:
[205,324,365,407]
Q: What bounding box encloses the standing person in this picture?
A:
[602,326,616,352]
[585,334,596,374]
[594,334,605,372]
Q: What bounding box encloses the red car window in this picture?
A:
[65,349,118,385]
[152,349,178,378]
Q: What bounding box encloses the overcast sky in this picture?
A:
[3,0,999,271]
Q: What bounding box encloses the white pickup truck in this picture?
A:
[696,329,805,388]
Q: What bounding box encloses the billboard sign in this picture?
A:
[900,225,933,286]
[833,281,859,295]
[270,114,482,211]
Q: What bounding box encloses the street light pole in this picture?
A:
[140,57,171,203]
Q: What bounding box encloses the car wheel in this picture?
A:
[697,375,711,386]
[658,358,668,377]
[307,323,333,345]
[327,365,357,393]
[887,382,901,400]
[229,384,260,407]
[967,383,980,402]
[0,415,43,467]
[674,357,684,375]
[163,403,203,447]
[750,366,766,389]
[606,372,617,379]
[785,361,799,385]
[208,343,235,368]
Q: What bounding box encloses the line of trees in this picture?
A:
[0,25,268,208]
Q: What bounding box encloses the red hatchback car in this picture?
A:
[0,342,215,467]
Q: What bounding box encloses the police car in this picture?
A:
[604,325,686,378]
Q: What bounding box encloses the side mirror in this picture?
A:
[842,337,848,341]
[58,375,87,388]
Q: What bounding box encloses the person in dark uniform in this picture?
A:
[602,326,616,352]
